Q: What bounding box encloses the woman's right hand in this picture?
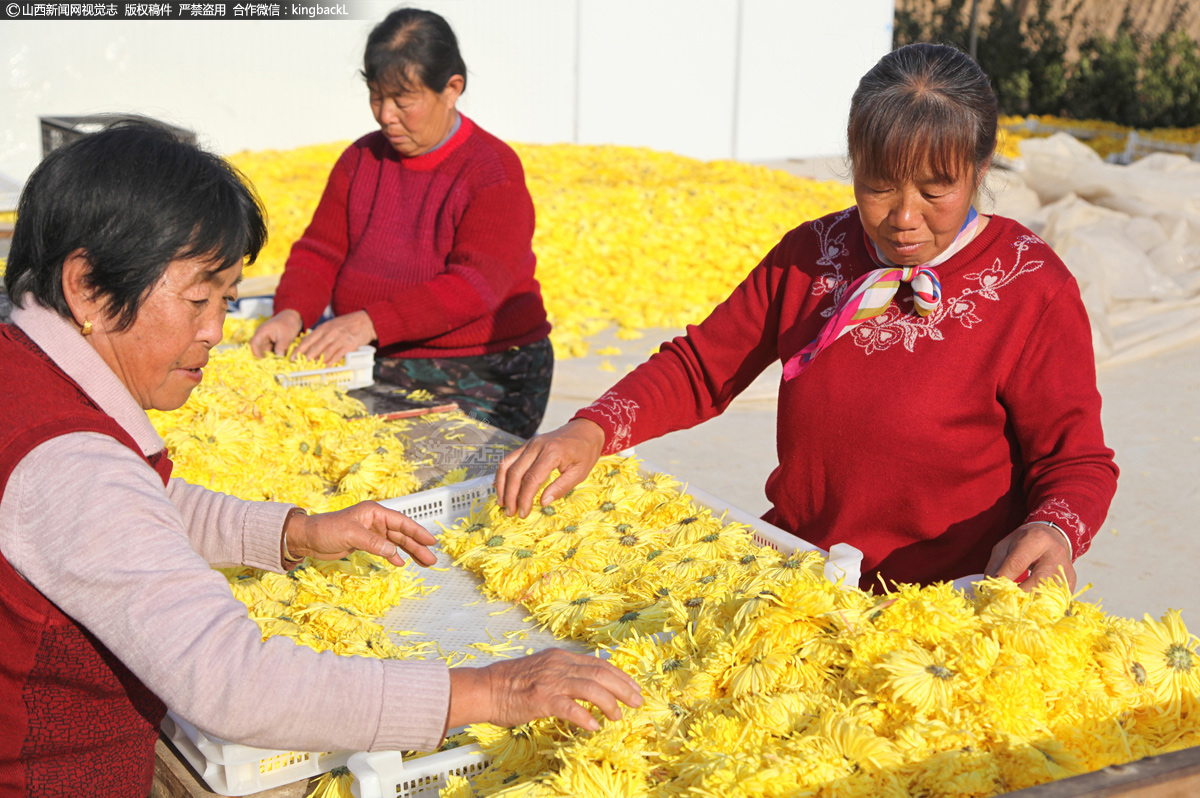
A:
[446,648,642,732]
[249,309,304,357]
[495,419,605,518]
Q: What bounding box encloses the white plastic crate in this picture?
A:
[349,465,864,798]
[161,711,351,796]
[376,477,590,660]
[226,295,275,320]
[225,295,375,390]
[274,345,376,391]
[348,747,493,798]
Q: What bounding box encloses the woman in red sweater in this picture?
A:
[251,8,552,437]
[495,44,1118,592]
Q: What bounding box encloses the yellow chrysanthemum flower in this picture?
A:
[880,647,960,718]
[1134,610,1200,709]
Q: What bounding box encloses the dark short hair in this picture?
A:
[362,7,466,95]
[5,121,266,332]
[848,43,998,186]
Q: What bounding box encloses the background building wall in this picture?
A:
[0,0,893,186]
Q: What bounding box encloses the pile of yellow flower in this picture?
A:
[219,551,435,659]
[148,345,422,512]
[150,338,498,661]
[424,455,1200,798]
[221,314,266,345]
[229,142,855,358]
[512,145,856,357]
[999,115,1118,160]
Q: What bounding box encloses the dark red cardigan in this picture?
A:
[0,324,171,798]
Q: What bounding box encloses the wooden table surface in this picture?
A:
[152,738,313,798]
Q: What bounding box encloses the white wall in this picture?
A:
[577,0,740,161]
[0,0,893,191]
[737,0,896,160]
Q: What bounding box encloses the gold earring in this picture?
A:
[81,319,92,336]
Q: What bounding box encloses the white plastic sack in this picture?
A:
[991,135,1200,366]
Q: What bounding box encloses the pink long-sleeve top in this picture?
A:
[0,301,450,752]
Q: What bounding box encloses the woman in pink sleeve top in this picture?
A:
[0,122,638,798]
[495,44,1118,593]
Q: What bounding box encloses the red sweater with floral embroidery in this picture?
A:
[574,209,1118,588]
[272,115,551,358]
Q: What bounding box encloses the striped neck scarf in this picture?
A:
[782,207,982,381]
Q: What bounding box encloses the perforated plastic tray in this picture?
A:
[161,712,351,796]
[376,480,588,662]
[348,748,493,798]
[226,296,373,390]
[274,345,375,391]
[160,477,499,796]
[348,467,863,798]
[163,469,863,797]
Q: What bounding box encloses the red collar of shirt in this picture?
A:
[396,113,476,172]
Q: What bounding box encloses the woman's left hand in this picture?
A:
[284,502,438,568]
[292,311,377,365]
[985,522,1075,592]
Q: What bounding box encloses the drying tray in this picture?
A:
[349,465,863,798]
[160,476,575,796]
[225,295,373,390]
[163,466,863,797]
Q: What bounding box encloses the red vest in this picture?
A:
[0,323,171,798]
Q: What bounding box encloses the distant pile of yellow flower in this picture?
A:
[229,143,855,358]
[998,114,1200,162]
[513,145,856,357]
[431,455,1200,798]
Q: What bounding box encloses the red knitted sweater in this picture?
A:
[575,209,1118,588]
[272,116,551,358]
[0,324,170,798]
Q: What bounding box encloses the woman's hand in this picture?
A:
[291,311,376,366]
[283,501,438,568]
[495,419,606,518]
[446,648,642,732]
[249,309,304,357]
[985,522,1075,592]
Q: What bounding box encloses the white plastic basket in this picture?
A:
[376,477,589,660]
[348,748,493,798]
[226,295,372,390]
[348,465,864,798]
[676,476,863,587]
[161,712,351,796]
[226,295,275,321]
[274,345,376,391]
